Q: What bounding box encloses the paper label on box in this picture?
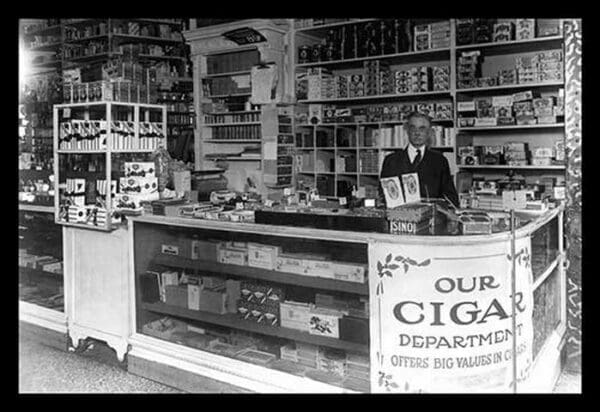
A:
[161,244,179,256]
[188,284,201,310]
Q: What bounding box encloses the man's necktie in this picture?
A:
[413,149,422,167]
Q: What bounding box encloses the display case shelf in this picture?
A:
[295,19,378,33]
[29,42,63,52]
[456,81,564,93]
[111,33,182,45]
[19,204,55,213]
[204,93,252,99]
[455,35,563,54]
[203,122,261,127]
[142,302,369,354]
[298,91,451,104]
[154,255,368,295]
[296,47,451,69]
[25,24,62,37]
[203,70,252,78]
[204,140,262,143]
[459,165,566,170]
[457,123,565,131]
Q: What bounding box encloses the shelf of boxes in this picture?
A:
[296,48,451,69]
[29,42,63,52]
[204,140,262,143]
[19,204,55,214]
[203,70,252,78]
[154,255,368,295]
[459,165,566,170]
[298,91,451,104]
[142,302,369,354]
[457,123,564,131]
[455,35,563,52]
[456,81,564,93]
[204,122,262,127]
[295,19,379,33]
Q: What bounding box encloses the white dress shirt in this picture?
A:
[407,143,426,164]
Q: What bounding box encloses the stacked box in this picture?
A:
[432,65,450,91]
[516,19,535,40]
[414,24,431,51]
[474,19,494,43]
[394,70,411,94]
[379,67,394,95]
[497,69,517,85]
[534,50,563,83]
[296,342,319,369]
[307,68,333,100]
[334,75,349,98]
[412,66,432,93]
[531,146,554,166]
[348,74,365,97]
[364,60,389,96]
[279,343,298,362]
[217,243,248,266]
[457,51,482,89]
[493,21,514,42]
[317,348,346,377]
[296,72,308,100]
[456,18,474,45]
[345,353,370,382]
[504,141,529,165]
[359,150,379,173]
[430,20,451,49]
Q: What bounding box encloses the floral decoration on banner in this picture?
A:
[378,371,399,391]
[375,253,431,295]
[506,247,530,269]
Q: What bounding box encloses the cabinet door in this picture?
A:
[64,227,130,336]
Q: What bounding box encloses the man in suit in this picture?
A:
[380,111,459,206]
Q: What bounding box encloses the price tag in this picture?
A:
[364,198,375,208]
[283,188,292,196]
[339,197,347,206]
[63,108,71,119]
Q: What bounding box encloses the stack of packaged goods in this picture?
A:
[513,90,537,126]
[114,162,160,212]
[344,353,370,389]
[457,51,482,90]
[307,68,334,100]
[359,150,379,173]
[516,19,536,40]
[348,74,366,98]
[296,342,319,370]
[334,74,349,98]
[432,65,450,91]
[504,141,529,166]
[413,23,431,51]
[430,20,451,49]
[456,19,475,46]
[316,348,347,378]
[530,146,554,167]
[395,69,411,94]
[492,20,515,43]
[536,19,563,37]
[280,300,311,332]
[473,19,494,44]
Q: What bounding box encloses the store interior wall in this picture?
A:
[563,19,582,373]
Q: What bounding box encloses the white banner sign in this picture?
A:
[368,236,534,393]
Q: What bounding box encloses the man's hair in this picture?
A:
[405,111,432,126]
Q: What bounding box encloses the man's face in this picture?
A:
[405,116,431,147]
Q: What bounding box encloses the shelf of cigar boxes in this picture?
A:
[455,35,564,54]
[142,301,368,354]
[456,123,564,131]
[154,254,368,296]
[297,91,451,104]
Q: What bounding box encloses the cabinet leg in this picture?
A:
[103,337,129,363]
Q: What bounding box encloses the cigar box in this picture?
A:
[534,107,554,117]
[187,284,201,310]
[475,117,497,127]
[331,262,366,283]
[208,341,242,358]
[164,285,188,308]
[235,348,277,366]
[142,318,187,341]
[183,332,215,350]
[531,157,552,166]
[504,140,528,152]
[459,212,493,235]
[198,288,227,314]
[339,315,369,344]
[512,90,536,102]
[247,243,280,270]
[458,101,476,112]
[536,19,562,37]
[494,106,513,118]
[492,95,514,106]
[537,115,557,124]
[496,117,515,126]
[308,308,341,338]
[201,275,225,290]
[280,300,311,331]
[225,279,241,314]
[516,115,537,125]
[275,254,307,275]
[217,245,248,266]
[304,259,334,279]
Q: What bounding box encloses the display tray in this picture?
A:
[254,210,389,233]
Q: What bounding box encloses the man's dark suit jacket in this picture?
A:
[380,148,459,206]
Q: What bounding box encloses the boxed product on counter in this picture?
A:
[276,253,307,275]
[142,317,187,341]
[304,259,334,279]
[235,348,277,366]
